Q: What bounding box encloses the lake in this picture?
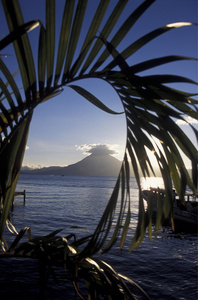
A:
[0,174,197,299]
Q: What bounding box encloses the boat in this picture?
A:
[142,188,198,232]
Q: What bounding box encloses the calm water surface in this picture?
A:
[0,174,197,299]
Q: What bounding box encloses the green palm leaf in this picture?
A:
[38,24,46,93]
[105,22,195,71]
[2,0,37,100]
[63,0,88,77]
[79,0,128,75]
[89,0,155,73]
[0,59,23,108]
[129,55,197,74]
[54,0,75,84]
[69,0,110,78]
[0,114,32,243]
[0,20,40,51]
[68,84,123,114]
[46,0,55,88]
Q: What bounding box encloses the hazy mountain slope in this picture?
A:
[22,154,122,177]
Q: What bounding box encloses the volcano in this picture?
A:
[22,154,122,177]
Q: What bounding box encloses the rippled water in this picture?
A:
[0,174,197,299]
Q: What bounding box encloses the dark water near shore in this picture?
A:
[0,174,197,299]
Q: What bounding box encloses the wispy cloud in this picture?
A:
[176,116,198,125]
[22,164,42,169]
[76,143,119,156]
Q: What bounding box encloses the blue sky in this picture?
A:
[1,0,197,169]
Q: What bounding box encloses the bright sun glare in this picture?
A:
[141,177,164,190]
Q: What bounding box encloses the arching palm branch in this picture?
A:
[0,0,197,256]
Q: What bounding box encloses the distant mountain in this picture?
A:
[21,154,123,177]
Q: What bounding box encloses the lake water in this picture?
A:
[0,174,197,299]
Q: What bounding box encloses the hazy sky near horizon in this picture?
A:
[1,0,197,169]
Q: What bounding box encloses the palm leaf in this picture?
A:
[54,0,75,84]
[0,20,40,51]
[69,0,110,78]
[38,24,46,93]
[63,0,88,77]
[2,0,37,101]
[46,0,55,88]
[0,0,197,257]
[0,59,23,108]
[90,0,156,73]
[0,78,17,124]
[0,114,32,243]
[68,84,123,114]
[105,22,195,71]
[129,55,197,74]
[80,0,128,75]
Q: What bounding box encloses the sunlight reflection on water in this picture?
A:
[141,177,164,190]
[1,175,197,300]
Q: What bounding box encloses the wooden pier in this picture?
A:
[12,190,26,207]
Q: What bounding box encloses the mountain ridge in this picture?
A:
[21,154,123,177]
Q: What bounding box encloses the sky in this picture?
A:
[0,0,197,169]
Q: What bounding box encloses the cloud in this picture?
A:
[176,116,198,125]
[22,164,42,169]
[76,143,118,156]
[26,146,30,150]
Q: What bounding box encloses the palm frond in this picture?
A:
[68,84,123,114]
[0,114,32,242]
[1,227,150,299]
[2,0,37,100]
[89,0,156,73]
[0,0,197,257]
